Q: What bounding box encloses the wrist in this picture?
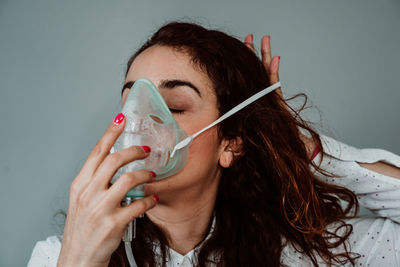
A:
[57,260,110,267]
[57,254,110,267]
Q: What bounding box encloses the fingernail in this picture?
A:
[113,113,125,125]
[150,171,156,178]
[250,33,253,41]
[278,56,281,60]
[141,145,151,153]
[153,195,159,202]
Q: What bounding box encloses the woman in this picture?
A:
[28,22,400,266]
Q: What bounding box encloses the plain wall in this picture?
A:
[0,0,399,266]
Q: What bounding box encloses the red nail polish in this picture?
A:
[141,146,151,153]
[278,56,281,60]
[150,171,156,178]
[113,113,125,125]
[153,195,159,202]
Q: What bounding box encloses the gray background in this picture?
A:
[0,0,399,266]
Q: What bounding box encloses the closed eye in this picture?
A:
[169,108,185,114]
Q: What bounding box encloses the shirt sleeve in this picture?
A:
[311,134,400,223]
[27,235,62,267]
[281,216,400,266]
[282,134,400,266]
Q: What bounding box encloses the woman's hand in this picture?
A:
[57,113,158,267]
[244,34,282,97]
[244,34,318,158]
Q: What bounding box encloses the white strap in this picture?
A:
[171,81,281,158]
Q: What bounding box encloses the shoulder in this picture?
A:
[27,235,63,267]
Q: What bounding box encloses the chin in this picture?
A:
[143,171,187,196]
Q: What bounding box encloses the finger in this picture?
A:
[261,35,272,72]
[117,195,159,224]
[270,56,283,98]
[105,170,156,206]
[73,113,126,190]
[269,56,280,84]
[244,34,255,54]
[91,145,151,190]
[82,113,126,176]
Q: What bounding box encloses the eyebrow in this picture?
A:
[121,79,202,98]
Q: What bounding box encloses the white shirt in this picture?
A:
[27,134,400,266]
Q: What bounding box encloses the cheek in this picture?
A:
[185,128,221,171]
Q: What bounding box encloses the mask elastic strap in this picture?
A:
[170,81,281,158]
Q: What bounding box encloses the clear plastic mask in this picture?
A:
[110,78,189,198]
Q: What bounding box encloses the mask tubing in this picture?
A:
[124,241,138,267]
[122,197,140,267]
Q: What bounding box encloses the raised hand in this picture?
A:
[244,34,282,97]
[57,113,158,267]
[244,34,319,158]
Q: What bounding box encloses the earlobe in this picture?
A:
[219,150,235,168]
[218,137,244,168]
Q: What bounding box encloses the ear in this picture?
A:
[218,137,244,168]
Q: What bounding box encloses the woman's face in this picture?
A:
[122,45,230,201]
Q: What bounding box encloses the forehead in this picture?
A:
[125,45,215,96]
